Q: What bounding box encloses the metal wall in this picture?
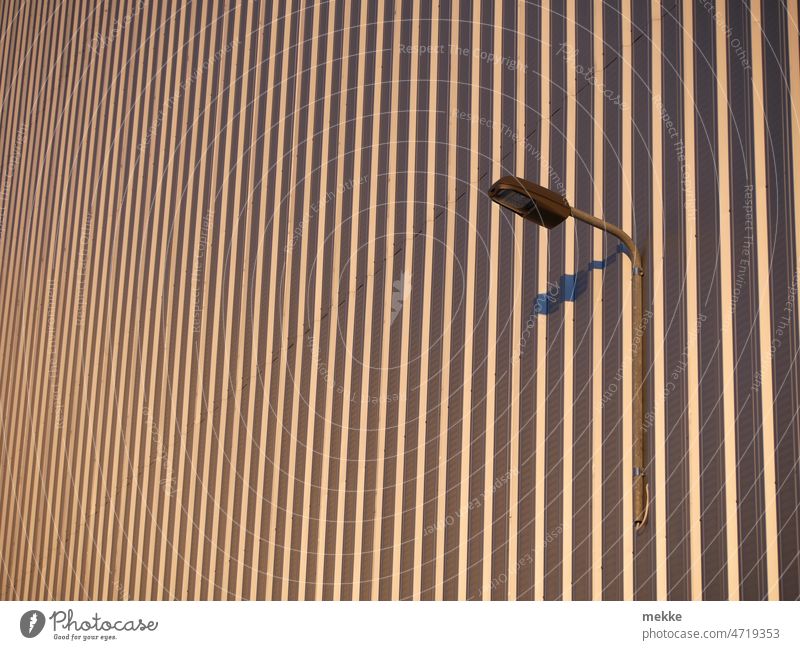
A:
[1,0,799,600]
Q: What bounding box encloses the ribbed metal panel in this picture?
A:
[1,0,799,600]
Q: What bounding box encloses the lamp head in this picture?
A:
[487,176,571,229]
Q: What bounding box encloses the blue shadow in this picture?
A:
[527,244,628,318]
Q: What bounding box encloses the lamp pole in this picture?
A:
[488,176,648,527]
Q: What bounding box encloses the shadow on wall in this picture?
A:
[527,243,628,317]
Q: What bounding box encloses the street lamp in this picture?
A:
[488,176,648,528]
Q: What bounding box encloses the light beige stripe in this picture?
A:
[649,0,668,602]
[0,0,45,596]
[366,2,403,601]
[433,0,460,600]
[749,0,780,601]
[165,0,216,599]
[48,4,110,598]
[127,1,178,600]
[231,0,272,600]
[621,0,634,601]
[390,2,421,601]
[3,1,47,598]
[507,0,525,602]
[714,0,740,602]
[257,0,313,599]
[243,0,284,600]
[791,0,800,338]
[150,0,198,600]
[295,0,341,598]
[180,0,224,601]
[93,0,149,598]
[591,0,605,602]
[562,0,577,602]
[311,0,352,601]
[63,3,116,600]
[32,4,93,598]
[318,4,357,600]
[331,1,369,599]
[298,0,344,600]
[87,0,148,599]
[679,0,703,602]
[215,1,258,600]
[411,0,440,600]
[200,3,246,600]
[68,2,122,599]
[8,2,60,598]
[0,0,32,589]
[278,0,326,600]
[115,0,165,598]
[534,0,550,602]
[0,0,36,598]
[203,5,256,600]
[109,1,164,599]
[457,0,481,600]
[481,0,502,601]
[263,0,311,600]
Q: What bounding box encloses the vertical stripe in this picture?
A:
[481,0,502,601]
[367,0,403,600]
[561,0,576,601]
[311,0,352,600]
[342,0,374,598]
[591,0,605,601]
[650,0,668,602]
[620,0,634,601]
[534,0,551,602]
[433,0,460,601]
[411,0,440,601]
[681,0,704,602]
[248,0,288,600]
[295,0,342,599]
[507,0,525,602]
[749,0,781,601]
[276,0,322,600]
[715,0,741,602]
[389,0,420,601]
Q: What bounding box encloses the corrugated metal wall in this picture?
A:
[1,0,799,601]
